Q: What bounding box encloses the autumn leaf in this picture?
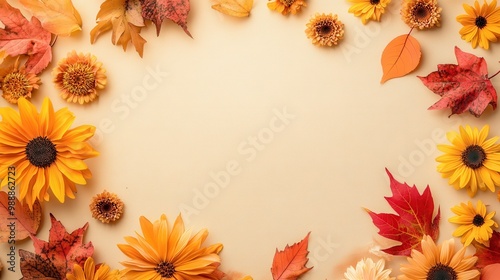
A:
[481,263,500,280]
[0,0,52,74]
[0,191,42,242]
[365,169,440,256]
[20,214,94,279]
[19,249,60,279]
[271,232,313,280]
[380,33,421,83]
[419,46,497,117]
[91,0,147,57]
[19,0,82,36]
[141,0,191,37]
[212,0,253,17]
[474,230,500,268]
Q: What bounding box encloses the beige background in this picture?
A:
[3,0,500,279]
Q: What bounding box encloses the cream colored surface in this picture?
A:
[3,0,500,279]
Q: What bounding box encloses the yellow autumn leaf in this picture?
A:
[91,0,146,57]
[19,0,82,36]
[380,34,421,83]
[212,0,253,17]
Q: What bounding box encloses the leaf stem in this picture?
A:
[50,35,58,47]
[489,69,500,79]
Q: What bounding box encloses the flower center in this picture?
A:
[370,0,380,4]
[25,136,57,168]
[473,214,485,226]
[2,72,30,98]
[461,145,486,169]
[426,263,457,280]
[280,0,295,7]
[413,3,431,21]
[62,63,96,96]
[317,23,333,36]
[156,261,176,278]
[475,16,487,29]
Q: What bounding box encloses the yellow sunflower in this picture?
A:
[401,0,442,30]
[343,258,394,280]
[118,214,223,280]
[449,200,498,246]
[436,125,500,197]
[457,0,500,49]
[0,97,99,208]
[348,0,391,24]
[52,51,107,104]
[398,235,480,280]
[267,0,306,15]
[66,257,120,280]
[0,58,41,104]
[305,13,345,47]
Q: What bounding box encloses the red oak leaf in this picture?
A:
[271,232,313,280]
[141,0,191,37]
[0,0,52,74]
[419,46,497,117]
[365,169,440,256]
[22,214,94,279]
[474,230,500,268]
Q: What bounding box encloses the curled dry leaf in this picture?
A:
[141,0,191,36]
[211,0,253,17]
[19,0,82,36]
[0,0,52,74]
[365,169,440,256]
[380,33,421,83]
[419,46,497,117]
[0,191,42,242]
[271,232,313,280]
[91,0,146,57]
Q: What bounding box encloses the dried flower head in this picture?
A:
[401,0,442,30]
[53,51,106,105]
[0,59,41,104]
[89,190,124,223]
[305,13,344,47]
[267,0,306,15]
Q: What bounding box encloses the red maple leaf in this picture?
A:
[141,0,191,37]
[419,46,497,117]
[474,230,500,268]
[271,232,313,280]
[0,0,52,74]
[365,169,440,256]
[20,214,94,279]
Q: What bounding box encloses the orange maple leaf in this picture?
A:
[271,232,313,280]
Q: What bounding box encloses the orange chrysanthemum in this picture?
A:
[53,51,106,104]
[267,0,306,15]
[0,59,40,104]
[401,0,442,29]
[118,214,223,280]
[0,97,99,207]
[89,190,124,223]
[305,13,344,47]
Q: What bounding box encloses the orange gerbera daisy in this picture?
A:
[118,214,223,280]
[0,97,99,207]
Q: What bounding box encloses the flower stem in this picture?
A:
[489,69,500,79]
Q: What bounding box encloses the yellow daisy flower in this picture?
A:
[401,0,442,30]
[457,0,500,49]
[0,97,99,207]
[348,0,391,24]
[0,58,41,104]
[118,214,223,280]
[305,13,345,47]
[398,235,480,280]
[343,258,395,280]
[267,0,306,15]
[449,200,498,246]
[52,51,107,104]
[66,257,120,280]
[436,125,500,197]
